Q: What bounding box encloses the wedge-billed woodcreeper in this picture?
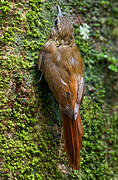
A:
[38,6,84,170]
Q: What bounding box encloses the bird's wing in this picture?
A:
[39,43,84,119]
[77,75,84,105]
[43,53,75,118]
[70,45,84,105]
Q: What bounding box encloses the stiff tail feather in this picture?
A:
[62,109,83,170]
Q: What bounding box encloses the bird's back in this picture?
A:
[40,41,83,119]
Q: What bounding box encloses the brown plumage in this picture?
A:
[38,6,84,170]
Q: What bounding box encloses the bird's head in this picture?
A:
[50,6,74,46]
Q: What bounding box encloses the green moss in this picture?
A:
[0,0,117,179]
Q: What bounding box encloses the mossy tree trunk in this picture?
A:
[0,0,118,179]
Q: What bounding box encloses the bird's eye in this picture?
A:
[55,19,58,26]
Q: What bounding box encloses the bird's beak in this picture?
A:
[57,5,62,17]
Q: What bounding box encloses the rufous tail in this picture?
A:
[62,109,84,170]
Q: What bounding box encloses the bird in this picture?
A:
[38,6,84,170]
